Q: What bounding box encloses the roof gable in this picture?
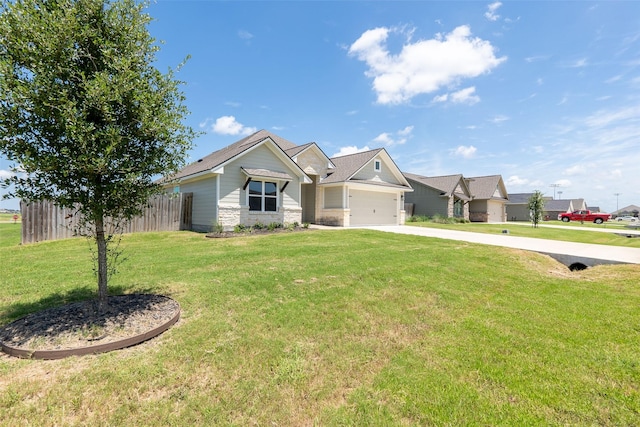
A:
[403,173,469,198]
[172,130,307,182]
[286,142,336,172]
[467,175,508,200]
[323,148,411,189]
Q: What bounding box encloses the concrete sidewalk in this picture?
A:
[362,225,640,265]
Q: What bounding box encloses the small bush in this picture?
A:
[234,224,248,233]
[211,222,224,234]
[407,215,468,224]
[267,222,282,231]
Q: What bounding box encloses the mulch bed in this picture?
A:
[0,294,179,354]
[206,226,311,239]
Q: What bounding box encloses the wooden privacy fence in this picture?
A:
[20,193,193,245]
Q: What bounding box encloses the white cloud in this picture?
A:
[433,87,480,105]
[433,93,448,103]
[212,116,257,136]
[525,55,549,63]
[555,179,572,188]
[453,145,477,159]
[568,58,588,68]
[450,87,480,105]
[348,25,506,105]
[238,30,253,40]
[531,145,544,154]
[373,133,394,146]
[564,164,586,176]
[485,2,502,21]
[0,169,15,179]
[332,145,371,158]
[505,175,528,186]
[490,115,510,124]
[372,126,414,146]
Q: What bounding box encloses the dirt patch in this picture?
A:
[0,294,179,354]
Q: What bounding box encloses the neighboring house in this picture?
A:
[506,193,535,221]
[168,130,412,231]
[544,199,574,220]
[320,149,413,226]
[466,175,509,222]
[612,204,640,217]
[403,173,471,220]
[587,206,601,213]
[507,193,569,221]
[570,198,587,211]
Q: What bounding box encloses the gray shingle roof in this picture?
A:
[544,199,572,211]
[284,142,313,158]
[507,193,534,204]
[171,130,298,181]
[170,131,409,190]
[241,167,293,181]
[467,175,506,200]
[403,173,464,195]
[321,149,382,184]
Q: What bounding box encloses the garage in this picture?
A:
[487,200,506,222]
[349,189,398,226]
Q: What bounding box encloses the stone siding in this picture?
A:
[317,208,350,226]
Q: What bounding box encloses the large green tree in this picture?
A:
[0,0,196,309]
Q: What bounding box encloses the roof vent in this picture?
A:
[197,159,203,163]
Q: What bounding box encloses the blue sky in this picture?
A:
[2,1,639,213]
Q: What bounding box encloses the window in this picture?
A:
[248,180,277,212]
[374,159,381,172]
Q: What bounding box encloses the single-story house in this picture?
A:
[506,193,534,221]
[167,130,413,231]
[570,198,587,211]
[612,204,640,217]
[466,175,509,222]
[402,173,471,220]
[507,194,582,221]
[543,199,574,220]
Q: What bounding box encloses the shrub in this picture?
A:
[211,222,224,234]
[234,224,248,233]
[267,222,282,231]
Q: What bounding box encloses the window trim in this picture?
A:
[374,159,382,172]
[248,180,278,212]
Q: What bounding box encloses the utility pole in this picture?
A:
[557,191,563,199]
[549,183,561,199]
[614,193,621,212]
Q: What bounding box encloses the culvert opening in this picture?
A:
[568,262,588,271]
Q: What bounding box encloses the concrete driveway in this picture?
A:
[361,225,640,266]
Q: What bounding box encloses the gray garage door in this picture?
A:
[349,190,398,226]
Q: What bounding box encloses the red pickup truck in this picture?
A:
[558,210,612,224]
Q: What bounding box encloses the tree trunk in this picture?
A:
[95,217,109,313]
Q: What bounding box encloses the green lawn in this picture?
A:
[0,212,20,222]
[407,221,640,248]
[1,225,639,425]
